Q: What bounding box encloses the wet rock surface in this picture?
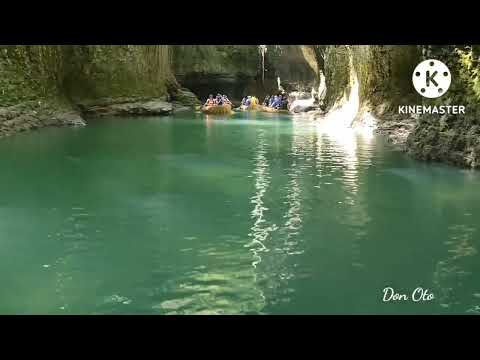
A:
[77,97,173,117]
[406,113,480,168]
[0,101,86,138]
[55,111,87,127]
[171,88,201,107]
[287,91,318,113]
[172,102,193,113]
[375,116,416,148]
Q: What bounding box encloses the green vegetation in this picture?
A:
[456,46,480,101]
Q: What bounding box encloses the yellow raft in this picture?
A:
[201,104,233,115]
[238,104,260,111]
[236,97,260,112]
[260,106,290,114]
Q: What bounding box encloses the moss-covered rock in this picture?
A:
[323,45,420,114]
[63,45,173,101]
[320,44,480,168]
[0,45,175,138]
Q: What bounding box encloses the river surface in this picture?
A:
[1,111,480,314]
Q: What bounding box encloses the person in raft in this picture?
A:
[204,94,217,107]
[280,94,289,110]
[263,95,271,106]
[222,95,232,106]
[269,95,281,109]
[274,95,285,109]
[268,95,275,107]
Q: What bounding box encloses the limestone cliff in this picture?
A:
[0,45,175,137]
[172,45,259,102]
[322,45,420,116]
[62,45,172,101]
[0,44,322,138]
[320,45,480,168]
[0,45,85,137]
[172,45,319,102]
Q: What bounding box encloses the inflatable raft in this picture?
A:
[260,106,290,114]
[237,104,261,112]
[201,104,233,115]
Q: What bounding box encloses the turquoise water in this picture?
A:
[1,111,479,314]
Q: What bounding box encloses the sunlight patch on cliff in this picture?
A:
[299,45,319,76]
[318,52,360,131]
[317,49,377,138]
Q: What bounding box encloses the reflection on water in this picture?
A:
[246,117,377,309]
[246,129,277,267]
[283,129,303,253]
[315,118,375,269]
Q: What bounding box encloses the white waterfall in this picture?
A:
[259,45,267,83]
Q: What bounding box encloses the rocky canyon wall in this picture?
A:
[0,45,175,137]
[322,45,420,116]
[321,45,480,168]
[2,44,480,170]
[172,45,319,102]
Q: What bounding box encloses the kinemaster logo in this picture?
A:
[412,59,451,98]
[398,58,465,115]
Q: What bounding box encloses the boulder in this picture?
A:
[54,111,86,127]
[111,100,173,115]
[288,91,318,113]
[172,88,201,107]
[81,99,173,117]
[76,96,168,109]
[289,99,317,113]
[172,102,192,113]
